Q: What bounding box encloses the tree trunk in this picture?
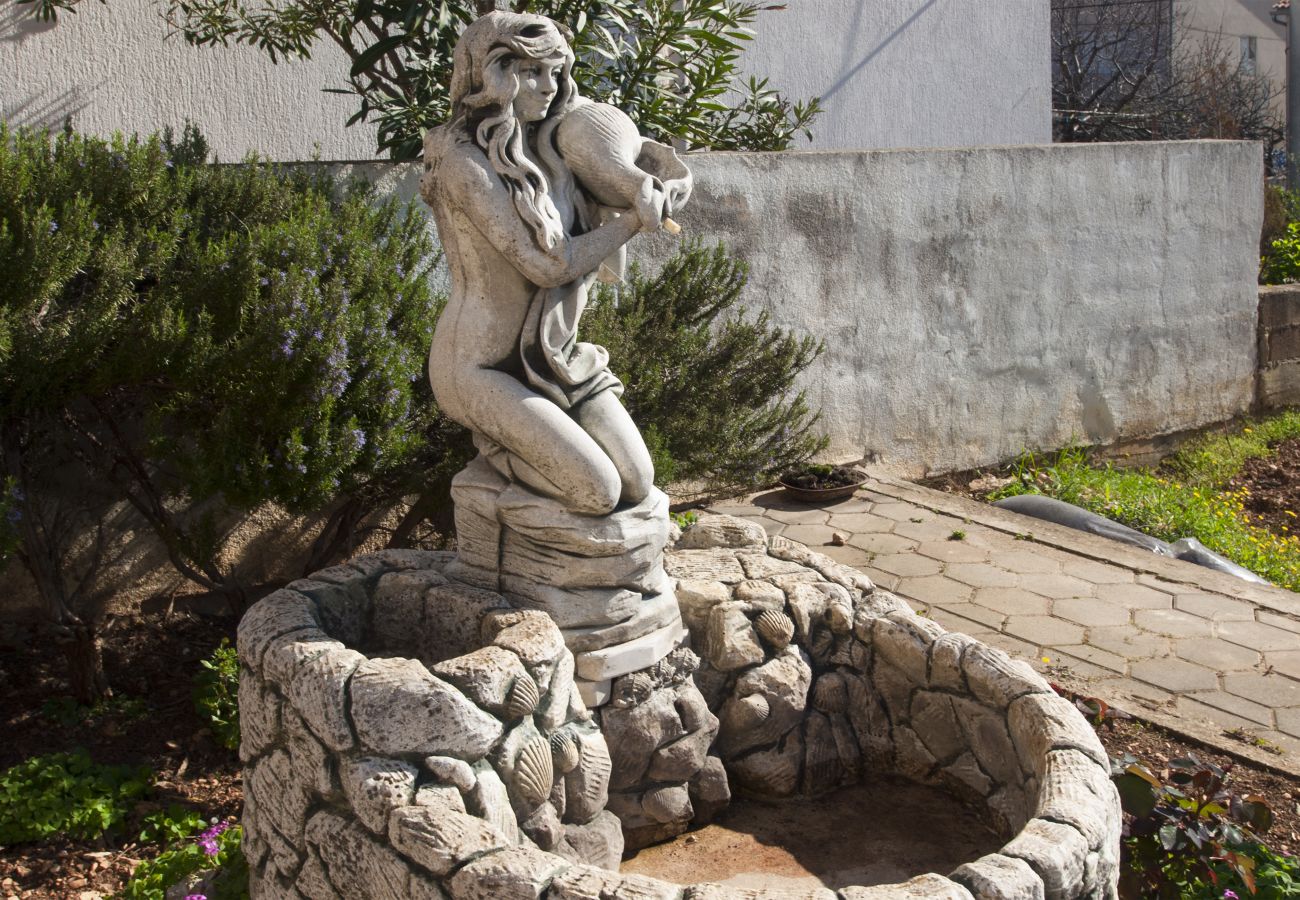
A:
[60,622,111,705]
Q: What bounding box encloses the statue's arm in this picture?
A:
[439,150,643,289]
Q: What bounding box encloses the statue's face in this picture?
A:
[514,53,566,123]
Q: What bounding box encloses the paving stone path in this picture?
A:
[708,474,1300,773]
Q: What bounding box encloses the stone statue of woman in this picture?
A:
[421,10,691,518]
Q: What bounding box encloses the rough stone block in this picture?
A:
[504,579,644,628]
[601,687,685,790]
[871,615,939,685]
[288,575,371,648]
[371,569,447,653]
[388,806,507,877]
[421,582,510,665]
[1007,693,1109,774]
[342,756,418,836]
[276,708,335,799]
[238,669,281,763]
[1034,749,1121,850]
[962,644,1050,709]
[940,751,993,800]
[734,579,787,611]
[705,602,766,672]
[446,845,568,900]
[350,657,503,760]
[648,726,714,783]
[677,515,768,550]
[489,609,568,668]
[548,863,680,900]
[263,631,345,688]
[285,645,365,752]
[929,632,974,693]
[564,592,683,653]
[787,583,828,644]
[664,549,747,584]
[686,884,835,899]
[305,810,409,898]
[468,767,520,844]
[839,874,974,898]
[844,672,893,768]
[247,749,311,844]
[237,589,321,672]
[718,648,812,757]
[728,728,803,798]
[689,755,731,825]
[564,730,613,825]
[432,646,531,718]
[950,853,1045,900]
[1001,819,1088,900]
[554,810,624,872]
[951,697,1022,790]
[910,692,965,762]
[574,621,688,681]
[297,849,343,900]
[802,711,848,795]
[537,651,577,732]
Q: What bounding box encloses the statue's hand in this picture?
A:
[632,180,668,234]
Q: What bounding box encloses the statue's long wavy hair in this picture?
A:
[424,12,581,250]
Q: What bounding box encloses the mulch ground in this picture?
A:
[1230,436,1300,539]
[0,613,240,899]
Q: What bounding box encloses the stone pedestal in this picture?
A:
[448,456,686,705]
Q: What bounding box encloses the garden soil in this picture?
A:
[1230,436,1300,538]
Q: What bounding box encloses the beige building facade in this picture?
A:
[1180,0,1287,116]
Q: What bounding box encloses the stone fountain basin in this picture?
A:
[236,524,1120,900]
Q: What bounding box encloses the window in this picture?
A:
[1240,35,1258,74]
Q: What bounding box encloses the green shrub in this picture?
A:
[194,639,239,751]
[138,804,208,846]
[40,695,150,728]
[0,750,151,844]
[119,818,247,900]
[0,122,443,683]
[582,242,826,498]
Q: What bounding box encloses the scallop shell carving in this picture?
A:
[550,729,581,774]
[514,735,554,809]
[611,671,655,709]
[505,675,540,719]
[810,628,834,663]
[754,609,795,649]
[737,692,771,726]
[812,675,847,714]
[570,734,613,814]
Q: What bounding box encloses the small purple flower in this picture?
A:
[196,820,229,857]
[91,220,99,230]
[1224,892,1240,900]
[184,895,206,900]
[5,507,21,525]
[164,159,175,169]
[259,277,270,287]
[350,428,366,447]
[48,221,58,234]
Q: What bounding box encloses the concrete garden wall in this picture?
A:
[347,138,1265,476]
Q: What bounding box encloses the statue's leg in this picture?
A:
[454,368,623,516]
[571,390,655,506]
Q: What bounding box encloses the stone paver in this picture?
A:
[945,562,1019,589]
[1130,658,1219,693]
[1132,608,1215,639]
[1018,572,1095,599]
[1174,638,1261,672]
[896,575,973,605]
[1218,620,1300,653]
[1101,582,1174,610]
[1052,598,1132,628]
[712,478,1300,775]
[972,586,1052,617]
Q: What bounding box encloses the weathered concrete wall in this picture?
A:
[1,0,1048,161]
[1259,285,1300,409]
[343,141,1263,476]
[633,141,1265,475]
[744,0,1051,151]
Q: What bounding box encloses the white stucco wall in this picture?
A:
[744,0,1052,150]
[0,0,378,162]
[340,140,1261,476]
[1,0,1049,161]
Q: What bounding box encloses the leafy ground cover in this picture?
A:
[929,412,1300,592]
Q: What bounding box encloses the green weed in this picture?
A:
[194,640,239,752]
[0,750,151,844]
